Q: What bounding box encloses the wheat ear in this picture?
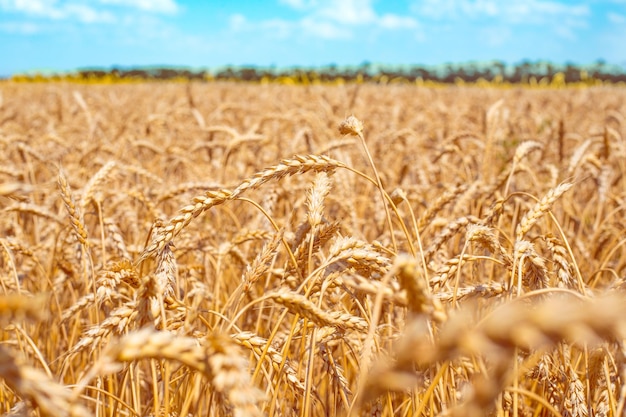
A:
[139,154,347,260]
[99,328,265,417]
[58,169,88,247]
[0,346,91,417]
[268,288,368,331]
[515,182,573,241]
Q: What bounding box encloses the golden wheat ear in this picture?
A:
[0,293,47,324]
[0,294,92,417]
[92,328,265,417]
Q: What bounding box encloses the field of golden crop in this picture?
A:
[1,81,626,417]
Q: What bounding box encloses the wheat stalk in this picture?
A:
[0,346,91,417]
[96,328,264,417]
[515,182,573,241]
[58,169,88,247]
[268,288,368,331]
[139,154,347,260]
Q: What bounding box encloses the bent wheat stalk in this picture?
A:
[139,154,347,261]
[89,328,265,417]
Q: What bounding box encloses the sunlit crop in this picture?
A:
[1,81,626,416]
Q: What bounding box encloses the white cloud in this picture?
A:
[378,14,418,29]
[278,0,310,9]
[301,16,352,39]
[0,21,41,33]
[305,0,419,28]
[553,25,577,40]
[480,25,512,46]
[413,0,588,23]
[260,18,297,38]
[64,3,115,23]
[98,0,179,14]
[1,0,65,19]
[414,0,474,19]
[412,0,589,40]
[229,14,295,39]
[504,1,588,24]
[608,12,626,23]
[229,13,247,31]
[0,0,179,23]
[315,0,377,25]
[237,0,420,41]
[0,0,186,41]
[0,0,117,22]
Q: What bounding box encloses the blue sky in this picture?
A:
[1,0,625,76]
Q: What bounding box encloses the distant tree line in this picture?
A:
[10,61,626,84]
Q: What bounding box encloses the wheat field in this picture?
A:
[1,81,626,417]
